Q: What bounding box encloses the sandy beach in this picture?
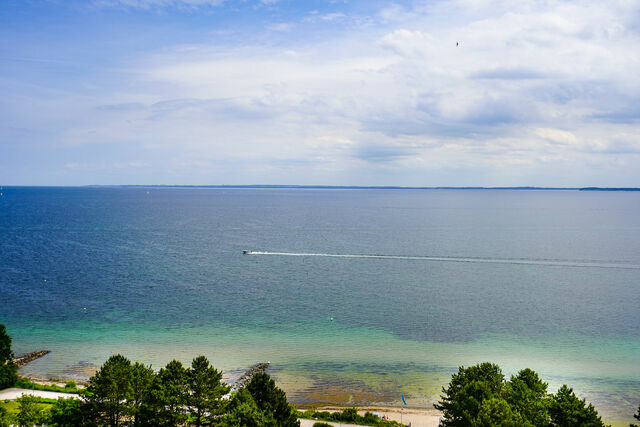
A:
[298,406,442,427]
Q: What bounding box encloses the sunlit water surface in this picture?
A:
[1,187,639,425]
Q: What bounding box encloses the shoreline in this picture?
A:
[297,405,442,427]
[15,368,632,426]
[15,374,443,426]
[15,345,637,427]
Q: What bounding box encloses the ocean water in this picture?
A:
[1,187,639,425]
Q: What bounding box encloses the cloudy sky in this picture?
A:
[1,0,640,186]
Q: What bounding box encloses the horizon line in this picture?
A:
[1,185,640,191]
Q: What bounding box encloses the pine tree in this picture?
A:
[188,355,230,426]
[49,397,84,426]
[504,368,550,426]
[246,372,299,427]
[434,362,505,426]
[130,362,155,426]
[549,385,605,427]
[0,325,18,389]
[219,387,275,427]
[84,354,133,427]
[140,359,188,426]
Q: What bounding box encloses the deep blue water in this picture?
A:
[1,187,639,424]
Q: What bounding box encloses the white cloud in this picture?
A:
[319,12,346,21]
[535,128,578,145]
[113,161,149,169]
[6,0,640,185]
[266,23,293,32]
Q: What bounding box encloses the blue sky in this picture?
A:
[1,0,640,186]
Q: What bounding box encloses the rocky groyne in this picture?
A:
[13,350,51,367]
[230,362,270,392]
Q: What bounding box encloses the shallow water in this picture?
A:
[1,187,639,425]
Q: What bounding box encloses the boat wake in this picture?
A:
[244,251,640,269]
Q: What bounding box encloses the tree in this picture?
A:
[0,405,13,427]
[219,387,276,427]
[140,359,188,426]
[549,384,605,427]
[84,354,133,427]
[434,362,505,426]
[49,397,84,426]
[130,362,155,426]
[631,404,640,427]
[477,397,526,427]
[246,372,299,427]
[504,368,550,426]
[16,394,47,426]
[436,363,612,426]
[188,355,230,426]
[0,325,18,389]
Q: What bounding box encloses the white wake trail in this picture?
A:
[245,251,640,269]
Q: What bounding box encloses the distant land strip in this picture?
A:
[81,185,640,191]
[2,185,639,190]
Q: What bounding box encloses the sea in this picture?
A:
[1,187,639,425]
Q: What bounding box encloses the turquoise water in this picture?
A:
[1,187,639,424]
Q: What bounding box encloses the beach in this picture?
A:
[298,406,442,427]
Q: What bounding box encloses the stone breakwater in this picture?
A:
[13,350,50,367]
[230,362,270,392]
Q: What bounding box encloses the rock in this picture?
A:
[231,362,270,391]
[13,350,51,367]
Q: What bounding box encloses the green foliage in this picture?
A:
[364,411,383,424]
[434,362,505,426]
[188,355,230,426]
[129,362,155,426]
[548,384,605,427]
[0,325,18,389]
[49,397,84,426]
[246,372,300,427]
[82,354,228,427]
[300,407,404,426]
[218,387,276,427]
[436,362,607,427]
[313,423,332,427]
[1,395,57,426]
[340,407,358,422]
[0,405,12,427]
[84,354,133,427]
[16,394,48,426]
[504,368,549,426]
[632,404,640,427]
[140,359,188,426]
[0,326,14,366]
[477,397,526,427]
[14,377,83,394]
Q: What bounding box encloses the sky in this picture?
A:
[1,0,640,186]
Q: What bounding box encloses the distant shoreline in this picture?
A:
[3,185,639,191]
[91,185,640,191]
